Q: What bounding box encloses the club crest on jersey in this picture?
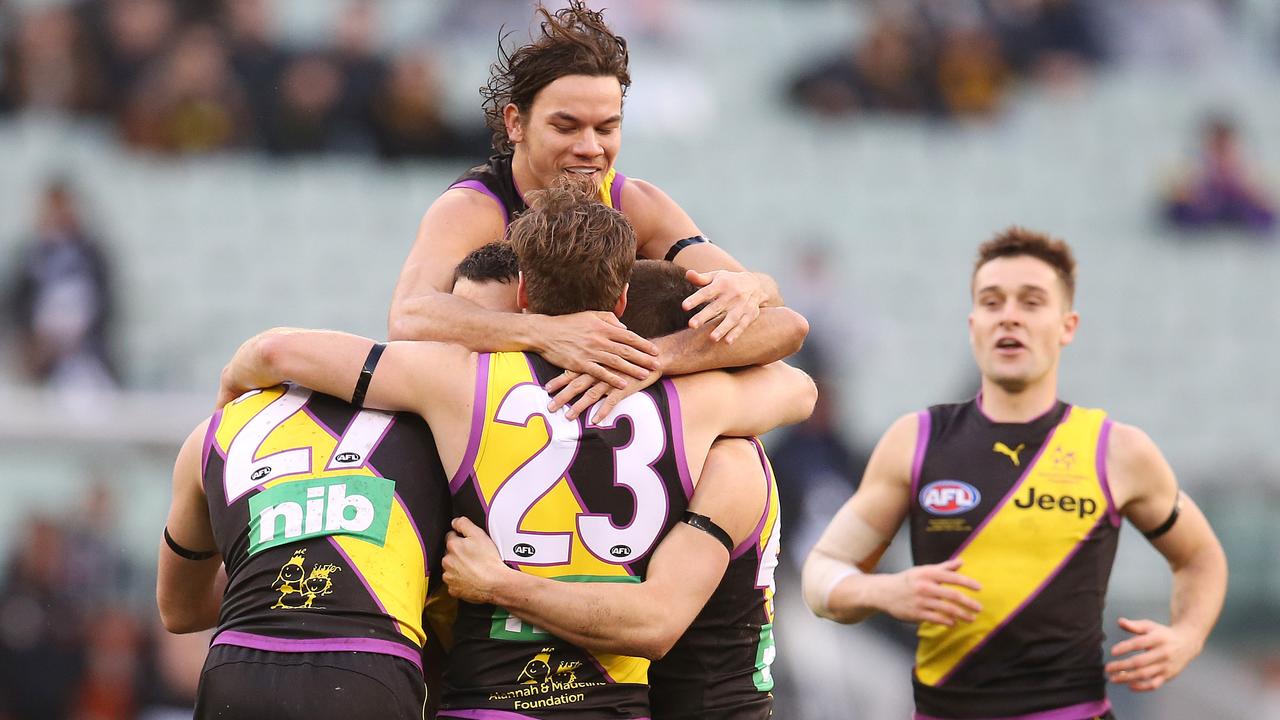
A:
[919,480,981,516]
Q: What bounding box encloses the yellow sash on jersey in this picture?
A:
[598,167,619,208]
[214,387,428,648]
[915,406,1110,686]
[472,352,648,684]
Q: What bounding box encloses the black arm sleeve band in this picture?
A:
[1142,498,1181,540]
[664,235,710,262]
[351,342,387,407]
[164,527,218,560]
[681,510,734,553]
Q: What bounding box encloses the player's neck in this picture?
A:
[977,376,1058,424]
[510,150,539,203]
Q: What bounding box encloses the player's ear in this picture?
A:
[517,272,530,312]
[1060,310,1079,347]
[613,283,628,319]
[504,103,524,144]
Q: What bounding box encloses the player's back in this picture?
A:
[441,351,692,719]
[649,437,782,720]
[199,384,451,717]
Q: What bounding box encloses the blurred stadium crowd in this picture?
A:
[0,1,1277,719]
[0,0,489,158]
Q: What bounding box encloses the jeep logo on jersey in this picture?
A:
[610,545,632,558]
[251,466,271,482]
[334,452,361,463]
[920,480,981,516]
[247,475,395,555]
[512,543,536,558]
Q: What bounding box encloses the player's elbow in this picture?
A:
[157,595,211,634]
[387,303,416,342]
[629,624,683,661]
[779,308,809,358]
[785,368,819,426]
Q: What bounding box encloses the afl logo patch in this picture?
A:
[919,480,981,516]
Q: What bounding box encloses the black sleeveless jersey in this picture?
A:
[649,438,781,720]
[908,399,1120,720]
[440,351,692,718]
[202,385,451,673]
[450,153,626,226]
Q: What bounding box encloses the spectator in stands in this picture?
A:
[789,9,939,117]
[120,24,252,154]
[332,0,386,141]
[0,518,85,720]
[222,0,285,139]
[1164,115,1276,234]
[262,52,351,155]
[7,180,118,390]
[0,4,104,114]
[987,0,1104,86]
[89,0,179,116]
[369,47,487,160]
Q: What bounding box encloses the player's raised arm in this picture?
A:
[389,190,658,388]
[157,419,224,633]
[802,413,983,626]
[674,361,817,448]
[1104,423,1228,692]
[625,178,783,343]
[442,438,769,659]
[546,305,809,422]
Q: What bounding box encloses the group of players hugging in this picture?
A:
[157,4,1227,720]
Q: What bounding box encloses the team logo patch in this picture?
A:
[919,480,981,516]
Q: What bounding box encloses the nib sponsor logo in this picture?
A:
[919,480,981,516]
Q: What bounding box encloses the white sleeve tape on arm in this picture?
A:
[801,502,889,619]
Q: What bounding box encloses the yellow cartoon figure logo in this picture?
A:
[270,549,340,610]
[301,564,341,608]
[517,648,581,685]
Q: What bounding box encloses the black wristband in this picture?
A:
[664,235,710,262]
[681,510,733,553]
[351,342,386,407]
[1142,499,1180,540]
[164,527,218,560]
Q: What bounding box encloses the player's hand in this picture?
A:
[1105,617,1201,692]
[544,365,662,423]
[880,558,983,626]
[534,312,659,390]
[682,270,768,344]
[215,332,286,409]
[442,517,511,605]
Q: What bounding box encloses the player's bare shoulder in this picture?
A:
[1104,421,1175,512]
[420,185,506,241]
[866,412,922,490]
[619,177,700,257]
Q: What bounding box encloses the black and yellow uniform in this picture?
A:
[440,352,692,719]
[451,153,626,226]
[909,399,1120,720]
[199,385,451,719]
[649,438,781,720]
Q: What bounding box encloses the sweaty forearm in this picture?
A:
[389,292,539,351]
[662,307,808,375]
[492,571,678,660]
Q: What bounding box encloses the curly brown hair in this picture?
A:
[973,226,1077,304]
[507,177,635,315]
[481,1,630,153]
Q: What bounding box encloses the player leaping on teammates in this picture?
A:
[388,0,783,397]
[216,182,816,718]
[802,228,1228,720]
